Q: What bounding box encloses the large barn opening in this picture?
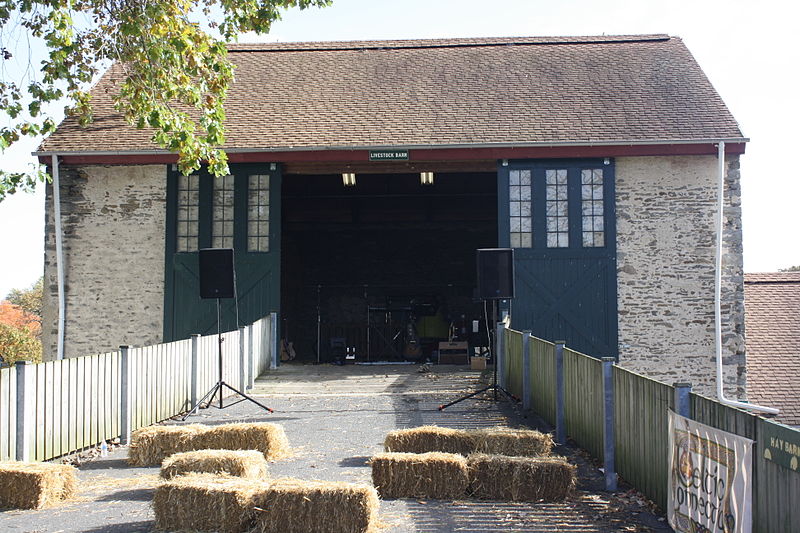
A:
[280,166,497,363]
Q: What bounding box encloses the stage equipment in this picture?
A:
[439,249,517,411]
[183,248,273,419]
[476,248,515,300]
[199,248,235,299]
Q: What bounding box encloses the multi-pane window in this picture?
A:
[581,169,605,247]
[509,170,532,248]
[176,174,199,252]
[212,175,235,248]
[545,169,569,248]
[248,174,270,252]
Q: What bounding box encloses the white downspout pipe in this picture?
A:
[52,154,65,360]
[714,142,778,414]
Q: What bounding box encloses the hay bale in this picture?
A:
[128,424,208,466]
[370,452,469,500]
[194,423,292,461]
[153,473,262,533]
[0,461,77,509]
[383,426,474,455]
[384,425,553,457]
[251,478,379,533]
[160,449,269,480]
[467,454,576,502]
[472,428,553,457]
[128,423,291,466]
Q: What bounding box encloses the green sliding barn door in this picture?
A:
[164,164,281,340]
[499,159,618,358]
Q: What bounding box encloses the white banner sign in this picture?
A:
[668,411,753,533]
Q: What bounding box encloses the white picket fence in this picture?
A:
[0,313,277,462]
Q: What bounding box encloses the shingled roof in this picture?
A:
[745,272,800,427]
[40,34,745,154]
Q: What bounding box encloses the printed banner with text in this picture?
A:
[668,411,753,533]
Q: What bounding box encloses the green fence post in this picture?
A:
[555,341,566,444]
[522,330,532,411]
[674,382,691,418]
[602,357,617,491]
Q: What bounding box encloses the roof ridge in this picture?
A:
[227,34,671,53]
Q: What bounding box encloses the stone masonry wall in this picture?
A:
[42,165,167,360]
[615,155,746,398]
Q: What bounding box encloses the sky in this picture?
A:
[1,0,798,298]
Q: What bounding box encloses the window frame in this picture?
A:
[167,164,275,255]
[500,159,614,255]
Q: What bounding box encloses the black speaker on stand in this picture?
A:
[439,248,517,410]
[183,248,273,419]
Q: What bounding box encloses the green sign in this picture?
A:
[369,149,409,161]
[761,421,800,471]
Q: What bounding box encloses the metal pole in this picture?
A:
[239,326,246,391]
[674,382,692,419]
[555,341,566,444]
[602,357,617,492]
[217,299,223,409]
[15,361,32,461]
[270,312,278,370]
[190,335,199,407]
[522,330,532,411]
[247,324,254,390]
[316,285,321,364]
[120,346,132,445]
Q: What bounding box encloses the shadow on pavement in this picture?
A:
[81,520,154,532]
[95,488,155,502]
[338,456,371,467]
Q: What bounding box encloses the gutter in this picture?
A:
[51,154,65,360]
[714,142,777,414]
[31,137,750,158]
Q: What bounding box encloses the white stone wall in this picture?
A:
[615,155,746,398]
[42,165,167,360]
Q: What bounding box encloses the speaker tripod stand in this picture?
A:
[438,299,517,410]
[182,298,273,420]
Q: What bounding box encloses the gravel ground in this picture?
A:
[0,364,672,532]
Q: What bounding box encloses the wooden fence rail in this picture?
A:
[500,324,800,531]
[0,313,276,462]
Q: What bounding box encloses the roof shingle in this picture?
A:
[745,272,800,427]
[40,34,744,153]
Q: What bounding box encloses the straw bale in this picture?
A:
[467,454,576,502]
[370,452,469,500]
[153,473,263,533]
[0,461,77,509]
[472,428,553,457]
[251,477,380,533]
[383,426,475,455]
[160,449,269,480]
[384,425,552,457]
[194,423,292,461]
[127,424,208,466]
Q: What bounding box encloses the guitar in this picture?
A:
[280,339,296,361]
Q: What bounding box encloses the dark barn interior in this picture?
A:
[280,169,497,362]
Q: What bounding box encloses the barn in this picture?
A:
[36,35,748,397]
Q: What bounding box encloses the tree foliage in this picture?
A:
[0,300,41,365]
[0,0,331,200]
[5,275,43,318]
[779,265,800,272]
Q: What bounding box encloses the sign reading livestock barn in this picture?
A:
[369,149,409,161]
[668,411,753,533]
